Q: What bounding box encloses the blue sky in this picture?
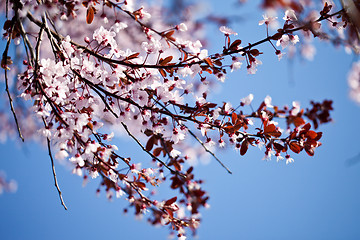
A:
[1,0,360,239]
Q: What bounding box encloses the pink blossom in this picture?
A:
[178,23,188,32]
[93,26,117,48]
[241,93,254,105]
[276,34,299,49]
[219,26,238,36]
[259,14,278,26]
[247,59,262,74]
[283,9,298,21]
[285,155,294,165]
[264,95,274,108]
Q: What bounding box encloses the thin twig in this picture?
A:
[18,20,35,64]
[72,70,119,118]
[154,100,233,174]
[121,122,185,177]
[187,128,232,174]
[26,9,345,70]
[2,22,24,142]
[47,137,68,210]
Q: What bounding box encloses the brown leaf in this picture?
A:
[86,6,95,24]
[271,32,283,40]
[134,181,147,190]
[165,196,177,206]
[214,60,222,66]
[159,56,173,66]
[204,58,214,67]
[104,0,112,7]
[82,1,89,8]
[289,131,297,140]
[289,141,301,154]
[153,147,163,157]
[1,56,13,70]
[164,30,175,41]
[293,117,305,127]
[206,103,217,108]
[231,112,237,125]
[264,124,281,138]
[249,49,262,57]
[173,161,182,171]
[232,122,243,132]
[302,123,311,133]
[126,52,140,60]
[240,140,249,156]
[86,122,94,130]
[306,130,317,139]
[165,208,174,219]
[229,39,242,51]
[146,136,155,151]
[273,142,284,152]
[305,145,314,156]
[182,50,188,61]
[3,20,12,31]
[314,132,322,141]
[306,139,318,147]
[159,68,167,77]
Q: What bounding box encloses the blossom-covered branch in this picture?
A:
[2,0,355,238]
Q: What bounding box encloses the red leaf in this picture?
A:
[231,112,237,125]
[159,68,167,77]
[289,141,301,154]
[306,139,318,147]
[302,123,311,133]
[240,140,249,156]
[165,196,177,206]
[159,56,173,66]
[214,59,222,66]
[293,117,305,127]
[271,32,283,40]
[273,142,284,152]
[229,39,242,51]
[264,124,282,138]
[314,132,322,141]
[134,181,147,190]
[289,131,297,140]
[173,161,182,171]
[126,52,140,60]
[204,58,214,67]
[306,130,317,139]
[264,124,276,133]
[164,30,175,41]
[206,103,217,108]
[146,136,155,151]
[165,208,174,219]
[153,147,163,157]
[249,49,262,57]
[86,6,95,24]
[305,145,314,156]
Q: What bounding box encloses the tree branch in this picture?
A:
[2,21,24,142]
[120,122,185,178]
[47,137,68,210]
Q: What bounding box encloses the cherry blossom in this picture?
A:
[259,14,278,26]
[219,26,238,36]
